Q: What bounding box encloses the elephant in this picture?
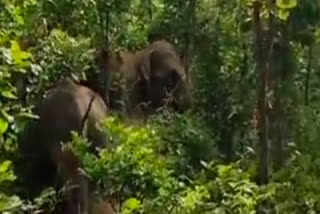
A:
[96,40,193,119]
[17,77,109,214]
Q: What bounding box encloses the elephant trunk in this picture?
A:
[174,79,193,112]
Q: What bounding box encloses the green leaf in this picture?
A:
[1,47,12,65]
[1,91,17,100]
[10,40,31,68]
[0,117,8,135]
[0,161,11,173]
[0,109,14,123]
[278,9,290,20]
[17,112,40,120]
[0,161,16,183]
[0,194,22,212]
[276,0,297,9]
[122,198,141,214]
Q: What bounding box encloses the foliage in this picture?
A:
[69,116,274,214]
[69,117,181,210]
[270,154,320,214]
[0,36,35,160]
[196,163,268,214]
[30,29,94,97]
[150,111,218,175]
[1,0,320,213]
[0,161,23,213]
[0,160,61,213]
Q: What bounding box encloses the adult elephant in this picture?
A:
[88,40,193,119]
[17,78,109,214]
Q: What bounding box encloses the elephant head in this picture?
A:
[113,40,192,117]
[18,78,108,214]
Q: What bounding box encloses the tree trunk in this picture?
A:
[269,81,285,171]
[253,0,270,185]
[184,0,197,81]
[147,0,153,21]
[305,45,312,105]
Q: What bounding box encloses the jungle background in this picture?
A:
[1,0,320,213]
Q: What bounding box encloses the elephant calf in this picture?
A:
[18,78,108,214]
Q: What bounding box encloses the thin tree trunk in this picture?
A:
[305,45,312,105]
[96,0,105,45]
[272,84,284,170]
[184,0,197,81]
[253,0,269,185]
[147,0,153,21]
[271,29,292,171]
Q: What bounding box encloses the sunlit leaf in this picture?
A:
[276,0,297,9]
[17,112,40,120]
[0,161,16,183]
[0,195,22,212]
[278,9,290,20]
[1,91,17,99]
[1,47,12,65]
[0,109,14,123]
[10,40,31,68]
[122,198,141,212]
[0,161,11,174]
[0,117,8,135]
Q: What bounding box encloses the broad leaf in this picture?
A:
[10,40,31,68]
[276,0,297,9]
[122,198,141,212]
[0,117,8,135]
[0,161,16,183]
[1,91,17,100]
[0,195,22,212]
[17,112,40,120]
[278,9,290,20]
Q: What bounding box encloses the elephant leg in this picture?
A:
[64,175,89,214]
[78,174,90,214]
[52,147,90,214]
[91,198,117,214]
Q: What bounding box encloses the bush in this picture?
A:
[270,153,320,214]
[0,160,22,213]
[29,29,95,98]
[69,115,273,214]
[150,111,218,175]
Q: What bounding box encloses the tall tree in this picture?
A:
[253,0,271,185]
[147,0,153,21]
[184,0,197,80]
[304,45,313,105]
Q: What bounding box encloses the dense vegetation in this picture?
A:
[1,0,320,213]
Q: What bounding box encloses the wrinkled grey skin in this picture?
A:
[18,78,108,214]
[107,40,193,119]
